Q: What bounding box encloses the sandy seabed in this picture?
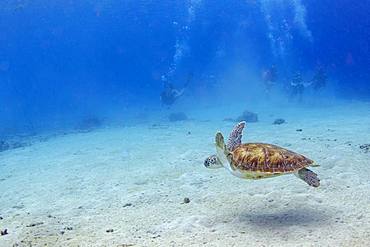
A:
[1,102,370,247]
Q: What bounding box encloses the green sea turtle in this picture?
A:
[204,122,320,187]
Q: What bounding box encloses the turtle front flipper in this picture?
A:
[215,132,232,166]
[295,168,320,187]
[227,121,246,151]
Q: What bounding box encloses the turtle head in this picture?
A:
[204,155,223,169]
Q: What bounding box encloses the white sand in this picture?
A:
[1,102,370,247]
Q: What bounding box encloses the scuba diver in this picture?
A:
[160,73,192,107]
[160,81,184,106]
[262,65,277,95]
[290,71,305,101]
[311,66,327,91]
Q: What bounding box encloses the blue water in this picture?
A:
[1,1,369,135]
[1,2,370,246]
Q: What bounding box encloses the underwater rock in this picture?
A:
[168,112,188,122]
[225,110,258,123]
[12,204,24,209]
[0,229,8,236]
[0,140,30,152]
[0,140,28,152]
[149,123,169,130]
[236,110,258,123]
[359,144,370,153]
[11,141,28,149]
[0,140,10,152]
[183,197,190,204]
[223,118,235,122]
[273,118,286,125]
[76,116,103,132]
[26,222,44,227]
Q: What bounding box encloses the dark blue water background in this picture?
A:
[0,0,369,134]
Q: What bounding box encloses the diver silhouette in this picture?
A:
[310,66,327,91]
[160,73,192,107]
[290,72,305,102]
[262,65,278,95]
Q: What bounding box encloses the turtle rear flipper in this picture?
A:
[295,168,320,187]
